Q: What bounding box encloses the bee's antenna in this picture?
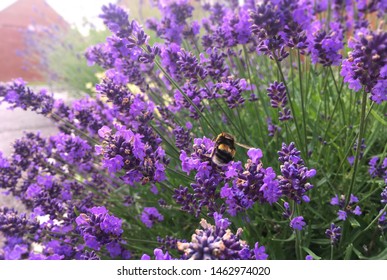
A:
[235,142,254,150]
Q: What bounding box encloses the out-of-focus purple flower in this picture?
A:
[0,78,54,115]
[325,223,341,245]
[100,4,135,38]
[173,126,192,153]
[80,250,101,260]
[378,210,387,232]
[141,249,173,260]
[160,43,183,81]
[247,148,263,164]
[369,156,387,179]
[290,216,306,231]
[330,194,362,220]
[253,242,268,260]
[266,117,281,137]
[382,187,387,205]
[215,77,247,109]
[0,208,39,237]
[260,167,281,204]
[177,50,207,83]
[140,207,164,228]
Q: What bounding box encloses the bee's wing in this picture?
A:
[235,142,253,150]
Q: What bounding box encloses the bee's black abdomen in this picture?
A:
[215,148,234,163]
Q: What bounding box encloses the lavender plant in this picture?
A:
[0,0,386,260]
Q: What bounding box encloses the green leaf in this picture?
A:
[344,244,353,260]
[347,216,361,228]
[302,247,322,260]
[353,247,367,260]
[370,248,387,260]
[272,234,295,242]
[371,110,387,126]
[310,239,331,245]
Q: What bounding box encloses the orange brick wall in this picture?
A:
[0,0,68,82]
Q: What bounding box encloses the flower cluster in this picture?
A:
[176,213,268,260]
[308,22,343,66]
[140,207,164,228]
[278,143,316,203]
[341,29,387,104]
[75,206,130,259]
[325,223,341,245]
[221,149,281,216]
[330,194,362,221]
[97,125,168,185]
[267,81,292,121]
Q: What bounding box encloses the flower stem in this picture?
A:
[297,50,308,157]
[274,56,304,157]
[345,91,368,207]
[293,202,303,260]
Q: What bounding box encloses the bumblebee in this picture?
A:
[210,132,252,166]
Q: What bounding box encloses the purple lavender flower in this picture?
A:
[369,156,387,179]
[176,212,268,260]
[98,124,168,186]
[381,187,387,205]
[140,207,164,228]
[80,250,101,260]
[221,147,281,216]
[160,43,183,81]
[215,77,247,109]
[267,81,292,121]
[249,2,289,61]
[99,4,136,38]
[290,216,306,231]
[260,167,281,204]
[177,50,208,83]
[141,249,173,260]
[305,255,313,260]
[266,117,281,137]
[308,21,343,66]
[0,78,54,115]
[253,242,269,260]
[330,194,362,220]
[76,206,129,259]
[278,143,316,203]
[325,223,341,245]
[0,208,39,237]
[378,210,387,232]
[173,126,192,152]
[341,29,387,103]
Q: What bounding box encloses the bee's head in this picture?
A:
[215,132,234,140]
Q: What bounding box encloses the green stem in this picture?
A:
[151,57,217,134]
[345,91,368,207]
[274,56,303,155]
[293,202,303,260]
[329,67,346,126]
[351,203,387,243]
[297,50,308,156]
